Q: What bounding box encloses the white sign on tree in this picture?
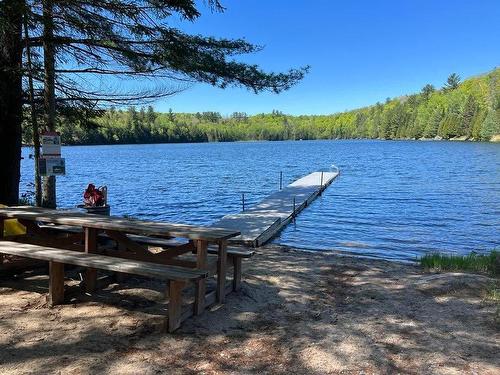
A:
[41,132,61,157]
[40,132,65,176]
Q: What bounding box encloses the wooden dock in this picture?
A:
[212,171,339,247]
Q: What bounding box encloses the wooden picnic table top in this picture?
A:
[0,206,240,241]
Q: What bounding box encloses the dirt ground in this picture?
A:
[0,244,499,374]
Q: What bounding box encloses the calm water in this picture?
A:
[20,140,499,262]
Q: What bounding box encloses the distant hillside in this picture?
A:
[45,68,500,144]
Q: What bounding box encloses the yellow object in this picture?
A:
[0,204,26,237]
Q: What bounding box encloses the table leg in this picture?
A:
[194,239,207,315]
[216,240,228,303]
[48,261,65,306]
[232,256,242,291]
[84,227,98,292]
[167,280,185,332]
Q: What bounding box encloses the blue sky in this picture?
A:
[155,0,500,115]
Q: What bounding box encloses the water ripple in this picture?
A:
[20,140,500,262]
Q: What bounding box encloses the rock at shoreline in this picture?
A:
[449,135,469,141]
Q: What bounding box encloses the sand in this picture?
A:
[0,244,499,374]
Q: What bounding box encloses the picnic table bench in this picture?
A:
[0,241,207,331]
[0,206,242,332]
[36,222,255,291]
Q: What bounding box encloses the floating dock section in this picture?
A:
[212,171,339,247]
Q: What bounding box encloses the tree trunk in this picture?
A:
[23,11,42,207]
[42,0,57,208]
[0,0,23,206]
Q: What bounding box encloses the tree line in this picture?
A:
[36,69,499,145]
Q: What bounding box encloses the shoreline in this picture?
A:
[21,136,500,148]
[1,244,498,374]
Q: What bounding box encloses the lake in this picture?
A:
[20,140,499,262]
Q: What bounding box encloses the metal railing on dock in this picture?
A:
[222,168,340,246]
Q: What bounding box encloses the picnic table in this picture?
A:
[0,206,241,331]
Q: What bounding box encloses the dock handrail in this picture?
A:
[240,165,339,212]
[316,164,340,173]
[330,164,340,174]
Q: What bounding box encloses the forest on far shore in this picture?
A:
[25,68,500,145]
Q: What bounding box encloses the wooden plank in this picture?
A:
[84,227,98,292]
[208,247,255,258]
[167,280,185,332]
[99,247,218,271]
[0,241,208,281]
[216,241,227,303]
[2,234,84,252]
[0,207,240,241]
[126,234,182,247]
[48,261,64,306]
[211,171,339,247]
[38,224,82,234]
[194,239,207,315]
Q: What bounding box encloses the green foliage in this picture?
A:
[443,73,461,91]
[421,84,435,100]
[480,110,500,139]
[420,250,500,277]
[22,68,500,144]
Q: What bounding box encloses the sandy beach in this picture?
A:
[1,244,499,374]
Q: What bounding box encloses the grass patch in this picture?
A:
[485,282,500,325]
[487,285,500,302]
[420,250,499,277]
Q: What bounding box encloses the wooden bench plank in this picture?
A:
[126,234,185,247]
[38,223,82,234]
[0,241,207,281]
[208,248,255,258]
[38,225,187,249]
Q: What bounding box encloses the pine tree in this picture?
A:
[421,84,435,100]
[146,106,156,125]
[168,109,176,123]
[461,95,478,137]
[443,73,461,91]
[480,110,500,140]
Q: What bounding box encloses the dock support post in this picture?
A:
[320,171,324,195]
[280,171,283,190]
